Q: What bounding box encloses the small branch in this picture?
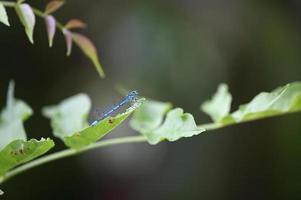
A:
[0,1,13,7]
[0,1,65,30]
[1,135,147,184]
[198,122,222,130]
[0,121,223,184]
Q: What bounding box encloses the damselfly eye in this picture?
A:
[129,90,139,96]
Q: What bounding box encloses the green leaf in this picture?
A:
[232,82,301,122]
[231,84,288,122]
[130,100,205,144]
[64,98,145,149]
[143,108,205,145]
[0,3,9,26]
[269,82,301,112]
[42,94,91,140]
[0,81,33,149]
[15,3,36,44]
[0,138,54,176]
[201,84,232,122]
[0,188,3,195]
[201,82,301,126]
[72,33,105,78]
[130,100,172,132]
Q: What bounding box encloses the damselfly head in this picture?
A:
[127,90,139,100]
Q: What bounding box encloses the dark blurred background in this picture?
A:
[1,0,301,199]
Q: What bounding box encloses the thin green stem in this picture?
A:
[0,1,65,30]
[1,135,147,184]
[0,1,14,7]
[0,121,221,184]
[198,122,222,130]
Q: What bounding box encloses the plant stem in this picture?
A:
[0,121,221,184]
[198,123,222,130]
[1,135,147,184]
[0,1,65,30]
[0,1,13,7]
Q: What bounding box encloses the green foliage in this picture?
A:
[0,79,301,185]
[65,98,144,149]
[0,81,32,149]
[132,82,301,145]
[0,82,147,183]
[201,82,301,126]
[0,2,9,26]
[0,188,3,195]
[201,84,232,123]
[130,100,205,144]
[130,100,172,132]
[1,0,301,193]
[42,94,91,140]
[44,95,144,149]
[0,138,54,176]
[0,82,54,177]
[15,3,35,43]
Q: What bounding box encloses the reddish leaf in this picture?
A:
[45,0,64,14]
[15,3,36,44]
[72,33,105,78]
[63,29,73,56]
[65,19,86,29]
[45,15,56,47]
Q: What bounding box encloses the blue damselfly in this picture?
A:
[90,90,139,126]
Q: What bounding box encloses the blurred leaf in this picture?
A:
[272,82,301,111]
[0,189,3,195]
[72,33,105,78]
[42,94,91,140]
[45,15,56,47]
[65,19,86,29]
[0,138,54,176]
[0,81,33,149]
[64,98,145,149]
[45,0,64,14]
[232,83,301,122]
[201,84,232,122]
[63,29,73,56]
[130,100,172,132]
[130,100,205,144]
[231,85,287,122]
[202,82,301,126]
[0,3,9,26]
[143,108,205,145]
[15,3,36,44]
